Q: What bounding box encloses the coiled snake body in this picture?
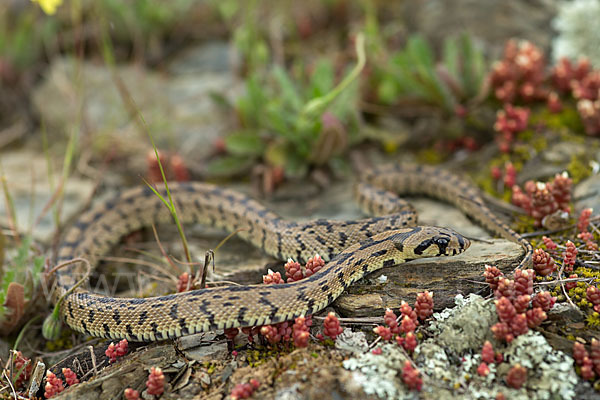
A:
[53,164,532,341]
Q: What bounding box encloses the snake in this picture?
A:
[52,164,532,342]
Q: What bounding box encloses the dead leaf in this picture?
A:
[0,282,25,334]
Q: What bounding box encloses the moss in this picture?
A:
[416,148,445,164]
[585,312,600,328]
[530,106,584,133]
[514,215,537,234]
[45,328,74,351]
[567,155,592,184]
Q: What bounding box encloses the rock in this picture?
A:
[574,173,600,214]
[32,55,238,168]
[176,332,229,362]
[0,148,95,242]
[167,41,235,76]
[334,293,384,318]
[179,341,228,362]
[52,344,179,400]
[403,0,557,56]
[520,141,592,183]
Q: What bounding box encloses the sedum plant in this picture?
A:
[208,34,365,178]
[375,33,487,114]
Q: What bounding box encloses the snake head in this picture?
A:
[395,226,470,258]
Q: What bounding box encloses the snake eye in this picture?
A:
[435,237,449,247]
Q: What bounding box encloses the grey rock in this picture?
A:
[574,172,600,214]
[32,56,239,163]
[168,41,235,76]
[0,148,95,241]
[404,0,557,57]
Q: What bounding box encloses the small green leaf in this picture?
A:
[273,65,303,111]
[264,141,289,167]
[407,35,434,68]
[205,156,254,177]
[308,59,334,99]
[0,230,4,275]
[225,132,265,156]
[443,37,460,82]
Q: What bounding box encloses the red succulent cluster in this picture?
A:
[490,163,517,190]
[256,263,315,346]
[292,316,311,348]
[511,173,573,227]
[323,312,343,340]
[484,265,504,291]
[284,259,303,282]
[401,361,422,392]
[490,40,546,103]
[552,57,600,135]
[506,364,527,389]
[478,340,504,377]
[482,341,496,364]
[576,208,597,249]
[284,254,325,283]
[532,248,556,276]
[485,267,554,342]
[263,269,285,285]
[372,294,430,353]
[124,367,166,399]
[231,379,260,400]
[551,57,591,94]
[146,150,190,183]
[44,371,64,399]
[573,339,600,380]
[176,271,192,292]
[414,291,434,320]
[563,240,578,273]
[493,104,530,153]
[260,321,293,344]
[241,326,261,343]
[147,367,165,396]
[124,388,140,400]
[62,368,79,386]
[105,339,129,363]
[13,351,33,389]
[43,367,79,398]
[490,41,600,136]
[578,98,600,136]
[586,286,600,312]
[566,274,578,291]
[542,236,557,250]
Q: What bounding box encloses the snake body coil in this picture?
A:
[53,164,531,341]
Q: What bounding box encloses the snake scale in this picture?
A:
[53,164,532,342]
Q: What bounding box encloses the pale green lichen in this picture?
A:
[504,332,579,399]
[427,293,496,353]
[344,293,581,400]
[335,328,369,354]
[343,343,415,399]
[552,0,600,66]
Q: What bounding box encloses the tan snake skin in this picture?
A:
[53,164,531,341]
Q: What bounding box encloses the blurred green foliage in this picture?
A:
[208,57,363,178]
[0,235,45,331]
[375,34,487,113]
[0,6,58,70]
[101,0,197,43]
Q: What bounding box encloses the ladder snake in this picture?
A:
[53,164,532,341]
